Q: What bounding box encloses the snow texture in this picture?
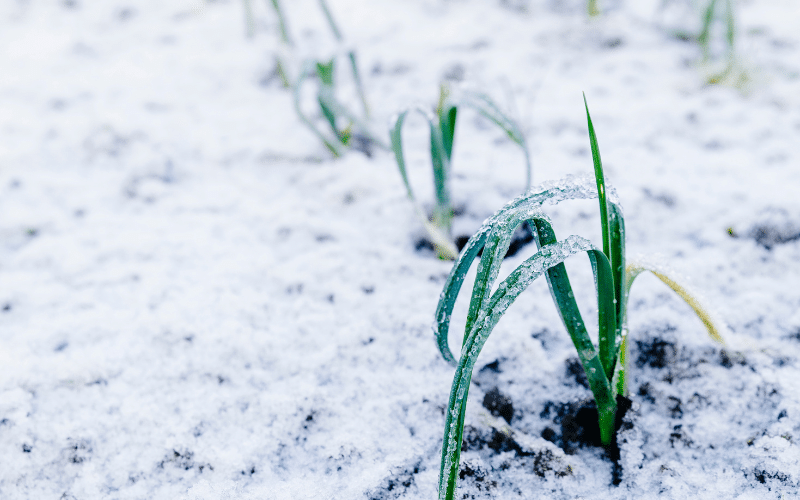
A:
[1,0,799,499]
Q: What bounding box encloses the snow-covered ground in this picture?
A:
[1,0,799,498]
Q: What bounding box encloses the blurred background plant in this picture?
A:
[697,0,745,85]
[657,0,748,89]
[390,84,532,260]
[588,0,600,17]
[242,0,384,157]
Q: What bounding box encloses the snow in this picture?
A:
[1,0,800,498]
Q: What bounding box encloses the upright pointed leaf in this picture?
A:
[429,115,453,237]
[583,95,611,261]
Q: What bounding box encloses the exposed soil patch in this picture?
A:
[460,425,572,478]
[368,461,423,500]
[482,387,514,424]
[540,396,633,485]
[728,208,800,249]
[635,337,678,369]
[564,356,589,388]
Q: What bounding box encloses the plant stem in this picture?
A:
[269,0,293,46]
[275,56,291,88]
[348,52,370,118]
[318,0,343,41]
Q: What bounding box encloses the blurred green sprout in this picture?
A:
[390,84,532,260]
[245,0,381,156]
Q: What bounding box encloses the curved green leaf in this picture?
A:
[531,218,617,428]
[434,177,623,362]
[293,61,342,157]
[626,260,726,345]
[434,227,490,365]
[438,236,616,500]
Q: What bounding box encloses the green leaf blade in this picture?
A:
[269,0,293,46]
[609,203,626,344]
[626,260,727,345]
[389,111,415,201]
[434,228,491,364]
[583,94,611,261]
[532,219,617,441]
[438,235,617,500]
[318,0,343,41]
[318,95,340,139]
[463,224,517,343]
[429,115,452,237]
[587,248,618,382]
[293,61,342,157]
[390,109,458,260]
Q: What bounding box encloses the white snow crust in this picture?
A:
[1,0,799,499]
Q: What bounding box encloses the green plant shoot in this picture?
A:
[433,98,727,500]
[317,0,370,118]
[697,0,738,84]
[270,0,293,46]
[390,84,532,260]
[293,59,386,158]
[588,0,600,17]
[260,0,379,156]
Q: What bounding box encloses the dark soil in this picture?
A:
[540,395,633,485]
[482,387,514,424]
[460,425,572,478]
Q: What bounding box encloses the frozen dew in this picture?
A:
[434,174,627,500]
